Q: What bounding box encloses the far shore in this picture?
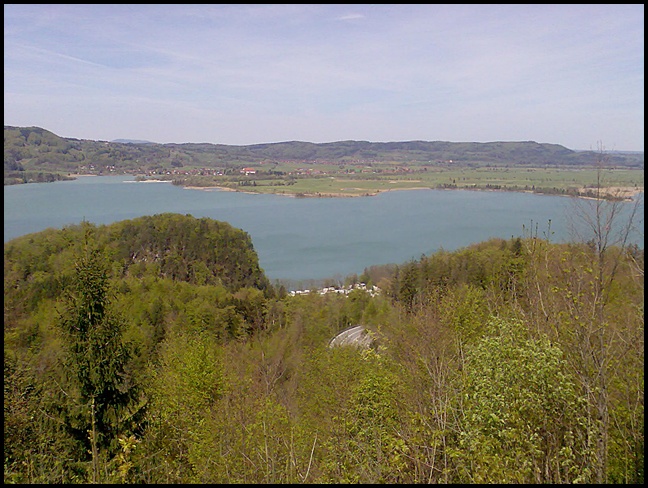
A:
[126,179,172,183]
[182,184,436,198]
[178,182,643,202]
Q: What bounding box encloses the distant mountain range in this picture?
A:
[4,125,644,184]
[111,138,157,144]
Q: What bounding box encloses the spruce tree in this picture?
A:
[57,234,140,481]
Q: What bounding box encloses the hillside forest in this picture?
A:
[4,186,644,483]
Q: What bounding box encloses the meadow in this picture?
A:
[177,165,644,199]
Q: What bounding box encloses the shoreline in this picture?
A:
[127,179,172,183]
[178,183,643,202]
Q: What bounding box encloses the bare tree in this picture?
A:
[564,142,644,483]
[569,142,643,277]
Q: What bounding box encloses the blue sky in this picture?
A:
[4,4,644,151]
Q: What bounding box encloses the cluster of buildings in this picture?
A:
[288,282,380,298]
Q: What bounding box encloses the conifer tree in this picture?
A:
[57,233,140,482]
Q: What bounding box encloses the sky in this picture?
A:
[3,4,644,151]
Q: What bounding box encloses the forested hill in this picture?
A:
[4,125,644,184]
[4,213,271,295]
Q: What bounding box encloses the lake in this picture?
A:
[4,175,643,286]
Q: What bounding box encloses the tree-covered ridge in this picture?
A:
[4,213,270,295]
[5,125,644,185]
[107,213,270,291]
[4,213,644,483]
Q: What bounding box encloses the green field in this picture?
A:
[179,166,644,200]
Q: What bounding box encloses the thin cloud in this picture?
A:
[3,4,644,151]
[9,43,109,69]
[336,13,365,21]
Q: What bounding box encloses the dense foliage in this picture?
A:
[4,212,643,483]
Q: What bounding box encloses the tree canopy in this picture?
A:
[4,213,643,483]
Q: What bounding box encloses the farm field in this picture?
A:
[178,166,644,200]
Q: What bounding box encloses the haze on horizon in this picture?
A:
[3,4,645,152]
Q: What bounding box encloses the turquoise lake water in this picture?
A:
[4,175,643,285]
